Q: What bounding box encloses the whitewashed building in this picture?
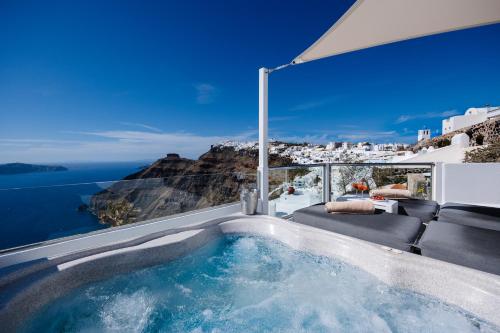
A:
[442,106,500,134]
[418,129,431,141]
[342,142,352,150]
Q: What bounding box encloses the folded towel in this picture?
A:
[325,201,375,214]
[370,188,411,199]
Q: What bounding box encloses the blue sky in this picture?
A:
[1,0,499,163]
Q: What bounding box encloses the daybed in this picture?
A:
[293,204,422,251]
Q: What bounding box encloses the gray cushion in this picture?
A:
[419,221,500,275]
[293,204,422,251]
[438,202,500,231]
[397,199,439,223]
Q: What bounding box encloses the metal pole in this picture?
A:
[323,163,331,202]
[258,68,269,214]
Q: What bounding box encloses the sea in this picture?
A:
[0,162,149,251]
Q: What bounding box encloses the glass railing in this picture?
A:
[0,163,434,251]
[0,172,257,251]
[268,162,434,216]
[268,166,324,217]
[329,163,433,201]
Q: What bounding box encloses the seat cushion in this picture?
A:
[293,204,422,251]
[397,199,439,223]
[438,202,500,231]
[419,221,500,275]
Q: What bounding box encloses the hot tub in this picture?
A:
[1,216,500,332]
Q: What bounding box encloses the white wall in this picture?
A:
[435,163,500,207]
[442,119,451,134]
[442,113,487,134]
[488,107,500,118]
[417,129,430,141]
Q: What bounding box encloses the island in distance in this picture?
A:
[0,163,68,175]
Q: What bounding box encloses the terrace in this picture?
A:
[1,0,500,331]
[0,160,497,264]
[1,158,499,330]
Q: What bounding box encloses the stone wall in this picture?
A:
[413,118,499,151]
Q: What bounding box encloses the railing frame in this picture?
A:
[270,162,435,168]
[269,162,435,210]
[323,163,331,202]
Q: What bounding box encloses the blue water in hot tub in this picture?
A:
[21,236,499,333]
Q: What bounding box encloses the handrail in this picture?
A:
[269,162,434,170]
[0,171,258,191]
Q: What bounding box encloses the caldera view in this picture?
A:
[1,1,500,332]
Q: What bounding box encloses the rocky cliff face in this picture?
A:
[412,118,499,151]
[90,146,292,226]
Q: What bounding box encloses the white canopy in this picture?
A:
[293,0,500,64]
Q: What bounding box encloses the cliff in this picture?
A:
[90,146,292,226]
[0,163,67,175]
[412,118,499,151]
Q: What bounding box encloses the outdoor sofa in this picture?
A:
[293,203,423,252]
[436,202,500,231]
[292,200,500,275]
[418,202,500,275]
[397,198,439,223]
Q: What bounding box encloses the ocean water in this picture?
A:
[22,236,499,333]
[0,162,147,250]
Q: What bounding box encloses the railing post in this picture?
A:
[432,162,444,204]
[258,67,269,214]
[323,163,331,203]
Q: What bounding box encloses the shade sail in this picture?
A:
[293,0,500,64]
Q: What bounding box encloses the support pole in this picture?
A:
[258,68,269,214]
[323,163,331,202]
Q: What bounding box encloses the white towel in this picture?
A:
[325,201,375,214]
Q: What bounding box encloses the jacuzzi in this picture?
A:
[1,215,500,332]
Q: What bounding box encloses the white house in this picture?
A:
[342,142,352,150]
[442,106,500,134]
[418,129,431,141]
